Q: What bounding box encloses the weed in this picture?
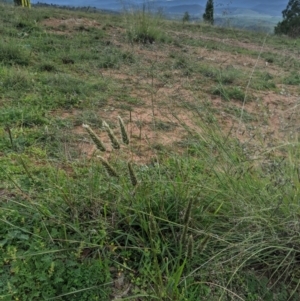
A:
[283,71,300,85]
[251,71,276,90]
[212,84,247,101]
[218,67,243,85]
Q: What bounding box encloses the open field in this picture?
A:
[1,3,300,300]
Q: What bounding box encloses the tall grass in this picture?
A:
[3,115,300,299]
[123,3,169,44]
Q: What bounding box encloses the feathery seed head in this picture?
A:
[102,121,120,150]
[97,156,119,178]
[183,198,193,225]
[199,235,210,254]
[118,116,130,145]
[149,213,158,235]
[187,234,194,259]
[82,124,106,152]
[127,161,138,186]
[180,223,188,247]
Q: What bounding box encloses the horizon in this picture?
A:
[30,0,287,17]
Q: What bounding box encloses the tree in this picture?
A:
[14,0,31,7]
[275,0,300,37]
[182,11,190,24]
[203,0,214,25]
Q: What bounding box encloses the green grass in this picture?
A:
[1,2,300,300]
[212,85,247,101]
[124,5,170,44]
[283,71,300,85]
[2,123,300,300]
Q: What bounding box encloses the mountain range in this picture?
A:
[31,0,287,17]
[30,0,287,33]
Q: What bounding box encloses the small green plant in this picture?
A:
[250,71,276,90]
[218,68,242,85]
[283,71,300,85]
[212,84,246,101]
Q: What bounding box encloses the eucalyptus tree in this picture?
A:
[275,0,300,37]
[203,0,214,25]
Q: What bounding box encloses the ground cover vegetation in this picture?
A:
[1,2,300,300]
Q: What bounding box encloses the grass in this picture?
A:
[1,2,300,300]
[212,85,247,101]
[124,4,170,44]
[283,71,300,85]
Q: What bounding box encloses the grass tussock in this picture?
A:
[1,2,300,301]
[124,4,169,44]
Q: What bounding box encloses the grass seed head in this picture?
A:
[103,121,121,149]
[183,198,193,225]
[198,235,210,254]
[82,124,106,152]
[187,234,194,259]
[118,116,130,145]
[128,161,138,186]
[180,223,188,247]
[97,156,119,178]
[149,213,158,236]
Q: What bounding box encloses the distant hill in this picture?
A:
[250,4,285,16]
[31,0,286,17]
[31,0,286,32]
[161,4,203,16]
[228,8,271,17]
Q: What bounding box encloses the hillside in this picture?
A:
[1,3,300,300]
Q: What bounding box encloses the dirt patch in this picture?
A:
[41,17,102,34]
